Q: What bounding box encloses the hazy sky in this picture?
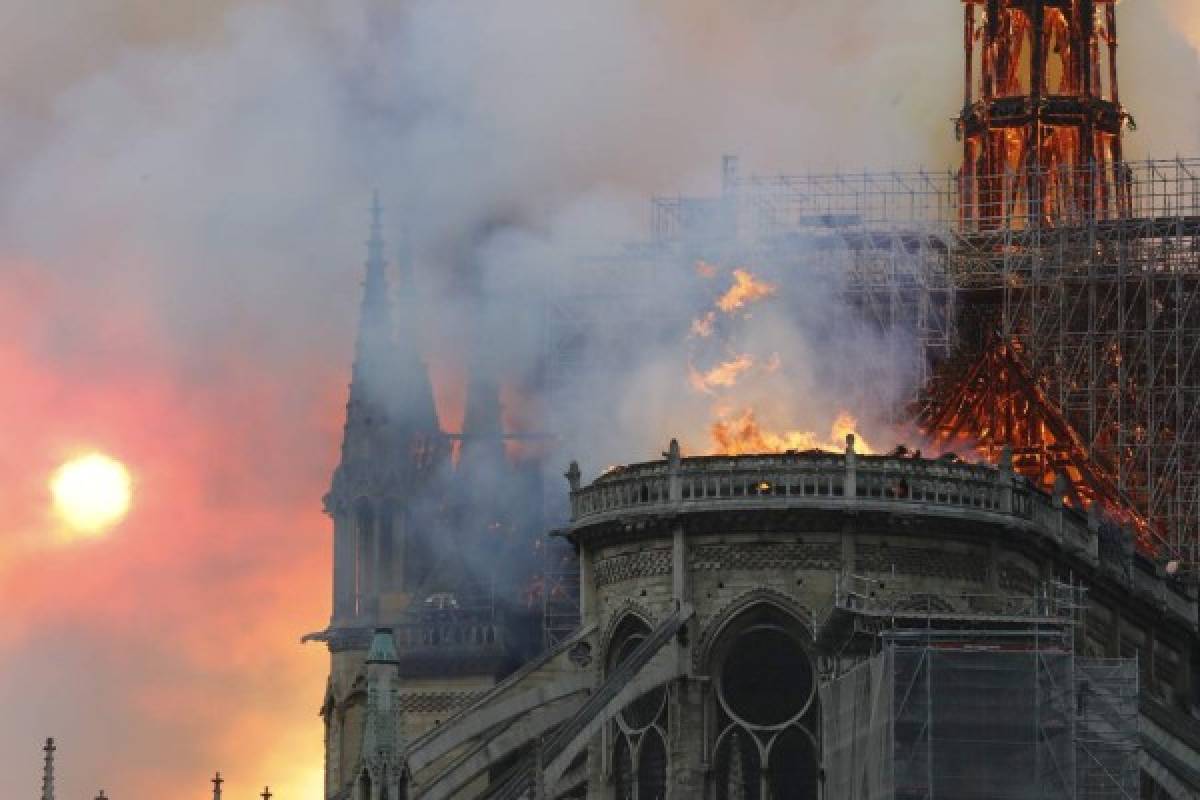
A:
[0,2,1196,797]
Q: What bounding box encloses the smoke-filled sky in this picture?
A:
[1,1,1197,797]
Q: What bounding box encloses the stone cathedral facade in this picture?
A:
[311,202,1200,799]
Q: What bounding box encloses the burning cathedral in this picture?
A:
[309,2,1200,798]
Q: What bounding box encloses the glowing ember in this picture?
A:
[690,311,716,339]
[716,269,776,313]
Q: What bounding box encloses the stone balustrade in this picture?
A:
[390,619,506,651]
[565,442,1197,627]
[571,447,1050,531]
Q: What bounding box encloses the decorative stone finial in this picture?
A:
[565,461,581,492]
[261,787,273,800]
[212,771,224,800]
[664,438,681,470]
[845,433,856,455]
[41,737,56,800]
[999,445,1014,472]
[95,792,107,800]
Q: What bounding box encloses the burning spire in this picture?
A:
[919,337,1158,551]
[958,0,1131,229]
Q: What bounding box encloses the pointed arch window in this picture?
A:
[636,728,667,800]
[709,605,819,800]
[606,615,669,800]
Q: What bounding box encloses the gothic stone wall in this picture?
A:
[579,523,1058,800]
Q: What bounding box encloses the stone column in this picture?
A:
[998,446,1014,515]
[673,523,690,607]
[327,712,343,796]
[844,434,857,500]
[667,678,706,799]
[579,546,595,626]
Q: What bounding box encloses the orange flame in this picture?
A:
[710,409,872,456]
[716,269,777,313]
[689,354,754,394]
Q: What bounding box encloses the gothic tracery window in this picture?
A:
[710,605,819,800]
[607,615,669,800]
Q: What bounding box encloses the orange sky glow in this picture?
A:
[0,265,338,797]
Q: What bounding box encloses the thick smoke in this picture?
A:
[1,1,1198,798]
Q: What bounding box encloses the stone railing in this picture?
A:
[564,441,1197,625]
[390,617,507,652]
[568,441,1092,553]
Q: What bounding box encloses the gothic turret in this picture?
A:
[326,194,447,625]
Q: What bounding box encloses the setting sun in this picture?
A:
[50,452,133,534]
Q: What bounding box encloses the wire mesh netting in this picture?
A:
[1074,659,1140,799]
[821,646,1139,800]
[821,649,895,800]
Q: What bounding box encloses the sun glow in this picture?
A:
[50,452,133,534]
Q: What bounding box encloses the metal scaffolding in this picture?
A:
[534,156,1200,646]
[819,580,1140,800]
[644,157,1200,561]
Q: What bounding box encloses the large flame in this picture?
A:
[716,268,777,313]
[687,265,873,457]
[711,409,871,456]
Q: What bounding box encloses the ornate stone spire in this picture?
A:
[324,195,453,620]
[333,193,444,486]
[361,628,404,798]
[343,191,397,451]
[40,738,55,800]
